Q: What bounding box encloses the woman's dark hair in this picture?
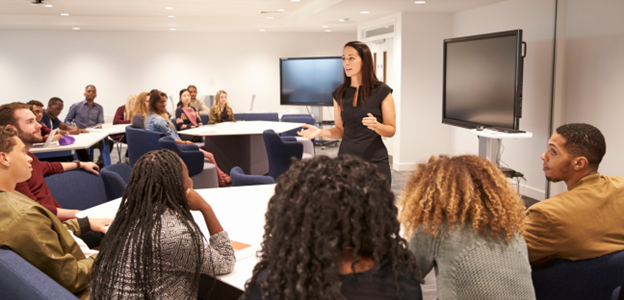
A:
[335,41,381,109]
[177,88,190,108]
[147,89,162,114]
[90,150,211,299]
[243,155,419,300]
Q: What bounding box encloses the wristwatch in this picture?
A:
[73,160,81,169]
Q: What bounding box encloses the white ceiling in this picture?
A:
[0,0,507,32]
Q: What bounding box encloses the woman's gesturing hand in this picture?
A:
[298,124,322,139]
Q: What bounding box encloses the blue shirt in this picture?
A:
[64,100,104,129]
[146,112,181,141]
[40,111,61,129]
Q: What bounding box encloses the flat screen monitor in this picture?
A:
[280,57,343,107]
[443,29,525,130]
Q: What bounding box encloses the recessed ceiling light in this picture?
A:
[72,27,80,30]
[322,25,328,28]
[338,19,344,22]
[277,8,286,12]
[259,29,266,32]
[60,13,69,16]
[291,0,301,2]
[414,1,427,4]
[325,30,331,32]
[165,7,174,10]
[170,28,176,31]
[361,11,370,14]
[168,15,175,18]
[266,16,274,19]
[44,4,53,7]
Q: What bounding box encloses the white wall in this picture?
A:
[451,0,556,200]
[393,12,454,170]
[0,30,355,121]
[549,0,624,195]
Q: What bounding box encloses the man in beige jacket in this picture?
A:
[524,123,624,267]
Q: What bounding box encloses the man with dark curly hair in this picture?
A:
[243,155,422,300]
[524,123,624,267]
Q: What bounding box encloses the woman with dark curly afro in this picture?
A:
[399,155,535,300]
[242,155,423,300]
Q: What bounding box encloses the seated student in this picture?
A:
[0,125,111,300]
[243,155,423,300]
[188,85,210,115]
[112,94,135,139]
[40,97,84,135]
[208,90,236,124]
[524,123,624,267]
[398,155,535,299]
[146,89,231,187]
[175,88,204,143]
[27,100,61,142]
[131,91,150,129]
[0,102,107,247]
[90,149,235,299]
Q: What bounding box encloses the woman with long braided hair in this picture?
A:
[89,149,235,299]
[399,155,535,300]
[242,155,422,300]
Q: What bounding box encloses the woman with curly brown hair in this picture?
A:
[398,155,535,300]
[243,155,422,300]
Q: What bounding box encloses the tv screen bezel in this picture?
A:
[442,29,524,130]
[279,56,343,107]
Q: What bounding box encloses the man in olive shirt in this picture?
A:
[524,123,624,267]
[0,125,110,299]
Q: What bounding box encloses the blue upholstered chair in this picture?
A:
[262,129,303,179]
[158,136,219,188]
[100,163,132,200]
[44,170,108,210]
[200,114,209,125]
[125,126,165,167]
[280,114,317,158]
[0,249,78,300]
[234,112,279,122]
[532,250,624,300]
[613,285,622,300]
[230,166,275,186]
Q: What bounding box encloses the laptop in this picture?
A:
[31,128,58,148]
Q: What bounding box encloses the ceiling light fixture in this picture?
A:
[361,11,370,14]
[322,25,328,28]
[168,15,175,18]
[259,29,266,32]
[266,16,274,19]
[414,1,427,4]
[338,19,344,22]
[44,4,53,7]
[165,7,174,10]
[325,30,331,32]
[277,9,285,12]
[291,0,301,2]
[170,28,176,31]
[60,13,69,16]
[72,27,80,30]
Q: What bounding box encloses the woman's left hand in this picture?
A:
[362,113,381,131]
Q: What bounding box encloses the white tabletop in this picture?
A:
[87,124,128,135]
[77,184,276,290]
[178,121,304,137]
[29,131,110,153]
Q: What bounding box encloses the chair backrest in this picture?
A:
[200,114,209,125]
[158,136,204,177]
[100,163,131,200]
[0,249,78,300]
[280,114,317,137]
[532,250,624,300]
[44,170,108,210]
[234,112,279,122]
[125,126,165,167]
[262,129,303,179]
[230,166,275,186]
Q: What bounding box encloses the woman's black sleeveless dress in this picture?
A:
[332,83,393,185]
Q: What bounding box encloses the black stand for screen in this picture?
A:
[314,106,339,149]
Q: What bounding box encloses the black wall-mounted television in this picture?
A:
[280,56,343,107]
[442,29,526,130]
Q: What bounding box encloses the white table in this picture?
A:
[30,131,112,165]
[178,121,304,175]
[88,124,129,164]
[77,184,275,291]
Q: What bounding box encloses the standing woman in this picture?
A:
[90,149,235,299]
[208,90,235,124]
[146,89,231,187]
[175,88,204,143]
[299,41,396,185]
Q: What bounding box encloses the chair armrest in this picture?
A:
[280,136,298,143]
[179,144,199,151]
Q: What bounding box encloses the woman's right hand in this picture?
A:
[298,124,322,139]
